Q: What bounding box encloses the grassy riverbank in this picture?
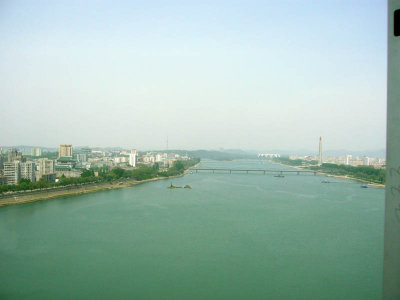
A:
[308,164,385,187]
[271,159,385,188]
[0,161,200,207]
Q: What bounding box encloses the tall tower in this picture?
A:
[129,149,137,167]
[318,137,322,165]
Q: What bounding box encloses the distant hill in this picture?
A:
[222,149,252,155]
[0,145,57,152]
[151,149,256,161]
[190,150,256,161]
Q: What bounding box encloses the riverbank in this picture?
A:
[272,161,385,188]
[0,163,200,207]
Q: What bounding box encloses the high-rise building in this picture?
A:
[318,137,322,165]
[4,161,20,185]
[129,149,137,167]
[7,149,25,163]
[3,160,37,184]
[38,158,55,177]
[345,154,352,165]
[8,149,18,162]
[59,144,73,158]
[20,161,36,182]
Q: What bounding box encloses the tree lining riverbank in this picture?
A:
[271,157,385,187]
[0,160,200,207]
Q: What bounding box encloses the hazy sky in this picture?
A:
[0,1,386,151]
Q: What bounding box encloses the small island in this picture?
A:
[168,183,182,189]
[167,184,192,189]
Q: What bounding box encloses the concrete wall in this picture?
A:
[383,1,400,299]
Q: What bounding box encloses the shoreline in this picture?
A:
[272,161,385,188]
[0,162,200,208]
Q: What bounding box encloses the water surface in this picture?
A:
[0,160,384,299]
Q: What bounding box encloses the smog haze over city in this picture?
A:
[1,1,386,152]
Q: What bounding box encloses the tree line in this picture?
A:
[272,157,319,166]
[0,158,200,194]
[309,163,385,184]
[273,157,385,184]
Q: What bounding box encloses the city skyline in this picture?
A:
[0,143,387,157]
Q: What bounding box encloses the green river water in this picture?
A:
[0,160,384,299]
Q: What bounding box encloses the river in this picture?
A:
[0,159,384,299]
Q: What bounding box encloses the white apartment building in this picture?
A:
[345,155,352,165]
[114,157,128,164]
[20,161,35,182]
[129,149,137,167]
[4,161,20,185]
[38,158,55,178]
[143,154,155,163]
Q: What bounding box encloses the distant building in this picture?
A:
[7,149,24,162]
[41,173,56,183]
[31,148,42,157]
[3,160,38,184]
[59,144,73,158]
[345,154,352,165]
[167,159,176,168]
[129,149,137,167]
[81,148,91,156]
[363,156,370,166]
[258,153,280,158]
[38,158,55,179]
[114,157,128,164]
[4,161,20,185]
[76,153,87,162]
[55,169,82,178]
[20,161,36,182]
[318,137,322,165]
[56,156,76,170]
[143,153,156,164]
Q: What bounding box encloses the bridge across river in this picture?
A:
[192,168,318,175]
